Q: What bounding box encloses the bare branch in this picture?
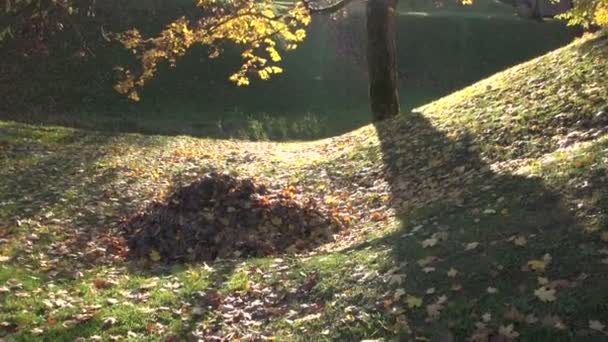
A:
[303,0,359,14]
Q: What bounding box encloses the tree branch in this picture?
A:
[303,0,360,14]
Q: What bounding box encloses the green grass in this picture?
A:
[1,32,608,341]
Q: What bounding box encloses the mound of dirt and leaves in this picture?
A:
[124,173,343,262]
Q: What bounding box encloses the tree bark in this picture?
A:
[366,0,399,121]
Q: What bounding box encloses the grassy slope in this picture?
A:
[1,33,608,341]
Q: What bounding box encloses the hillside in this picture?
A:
[1,33,608,341]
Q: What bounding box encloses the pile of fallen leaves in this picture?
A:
[124,173,342,262]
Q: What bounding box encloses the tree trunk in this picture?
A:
[366,0,399,121]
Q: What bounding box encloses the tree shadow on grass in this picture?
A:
[366,112,608,339]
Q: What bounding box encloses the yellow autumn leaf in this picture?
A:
[261,9,274,18]
[295,29,306,40]
[258,69,270,80]
[149,249,161,262]
[270,66,283,74]
[128,91,140,102]
[406,295,423,308]
[325,195,338,205]
[527,259,547,272]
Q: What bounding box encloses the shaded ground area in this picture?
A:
[372,113,605,340]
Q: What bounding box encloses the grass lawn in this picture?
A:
[1,32,608,340]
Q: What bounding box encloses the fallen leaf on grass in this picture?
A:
[422,267,436,273]
[447,268,458,278]
[422,237,438,248]
[426,296,448,320]
[393,288,406,300]
[541,315,566,329]
[417,256,437,267]
[149,249,161,262]
[527,255,552,272]
[534,286,556,302]
[504,306,525,322]
[513,236,527,246]
[589,320,606,332]
[499,324,520,339]
[94,278,114,289]
[295,313,322,323]
[427,303,443,319]
[103,317,117,328]
[388,274,405,285]
[465,242,479,251]
[406,295,423,308]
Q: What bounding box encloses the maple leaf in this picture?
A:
[541,315,566,329]
[513,235,527,246]
[149,249,161,262]
[525,314,539,324]
[426,303,442,318]
[421,237,438,248]
[589,320,606,332]
[103,317,117,328]
[417,256,437,267]
[527,259,547,272]
[465,242,479,251]
[534,286,556,302]
[499,324,520,339]
[406,295,423,308]
[393,288,406,300]
[422,267,436,273]
[388,274,405,285]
